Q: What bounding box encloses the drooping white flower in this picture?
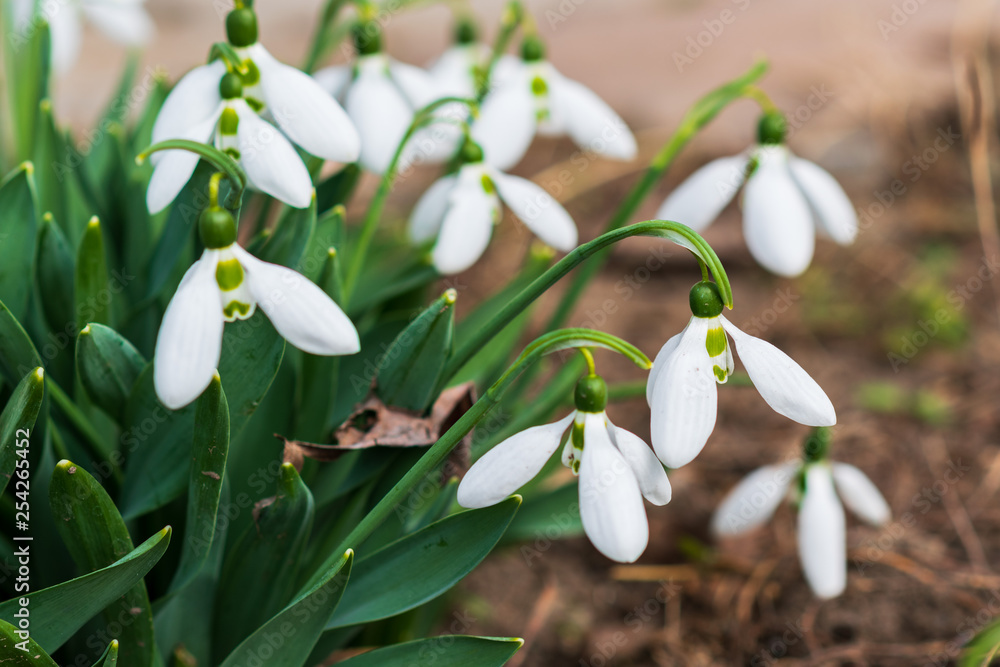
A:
[11,0,154,72]
[408,140,577,274]
[655,114,857,277]
[154,208,359,410]
[470,36,637,172]
[458,379,670,563]
[148,10,359,213]
[712,452,890,599]
[646,282,836,469]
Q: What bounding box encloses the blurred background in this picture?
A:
[53,0,1000,664]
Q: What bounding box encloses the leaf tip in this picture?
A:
[87,216,101,231]
[443,288,458,305]
[32,367,44,382]
[18,161,34,176]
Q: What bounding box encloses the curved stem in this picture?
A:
[477,1,524,101]
[342,96,477,305]
[543,59,768,332]
[580,348,596,375]
[441,220,730,383]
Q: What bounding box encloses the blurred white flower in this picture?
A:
[457,405,670,563]
[712,457,890,599]
[471,37,637,171]
[154,236,359,410]
[408,141,577,274]
[147,45,359,213]
[656,115,857,277]
[11,0,154,72]
[647,282,836,469]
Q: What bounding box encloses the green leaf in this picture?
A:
[375,289,456,412]
[146,162,213,298]
[0,527,170,654]
[961,618,1000,667]
[214,462,316,657]
[326,496,521,629]
[218,310,286,439]
[217,550,353,667]
[92,640,120,667]
[257,195,317,268]
[36,213,76,334]
[49,460,157,666]
[32,99,71,235]
[2,8,50,161]
[502,482,582,544]
[316,163,360,214]
[0,367,45,497]
[169,375,229,593]
[76,324,146,422]
[299,205,345,281]
[0,621,59,666]
[0,164,38,321]
[0,299,44,387]
[75,217,113,332]
[334,636,523,667]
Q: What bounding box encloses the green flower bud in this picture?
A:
[226,8,258,48]
[757,111,787,145]
[455,17,478,44]
[199,207,237,249]
[520,35,545,62]
[459,138,484,165]
[219,72,244,100]
[803,427,831,463]
[574,375,607,414]
[352,20,382,56]
[689,281,724,319]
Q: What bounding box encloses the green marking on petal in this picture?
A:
[571,419,585,452]
[245,96,265,113]
[223,300,252,319]
[480,173,495,195]
[713,365,728,382]
[530,75,548,96]
[220,107,239,136]
[705,325,727,358]
[216,258,245,291]
[571,460,580,474]
[240,59,261,87]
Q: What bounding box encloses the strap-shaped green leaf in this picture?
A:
[49,460,157,666]
[36,213,76,335]
[76,324,146,423]
[218,550,353,667]
[214,462,315,657]
[0,164,38,322]
[0,620,59,666]
[32,100,71,239]
[0,527,170,653]
[334,636,523,667]
[326,496,521,629]
[502,482,582,544]
[0,367,45,497]
[0,300,44,387]
[316,163,360,214]
[375,288,456,412]
[2,6,50,162]
[257,194,317,268]
[168,375,229,593]
[91,640,120,667]
[75,217,113,332]
[219,310,286,439]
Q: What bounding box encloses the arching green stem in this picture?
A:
[476,1,524,101]
[441,220,731,383]
[300,328,646,593]
[137,140,247,217]
[208,43,249,75]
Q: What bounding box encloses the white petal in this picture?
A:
[832,463,890,526]
[313,65,352,100]
[251,44,360,164]
[456,413,574,508]
[578,413,649,562]
[789,157,858,245]
[742,147,816,277]
[721,316,837,427]
[154,251,224,410]
[798,465,847,599]
[346,60,414,174]
[608,422,671,505]
[646,330,684,406]
[82,3,154,46]
[711,462,798,536]
[48,2,82,73]
[491,170,577,251]
[549,71,636,161]
[471,75,536,171]
[389,60,442,109]
[146,108,222,214]
[655,155,747,232]
[649,317,718,469]
[428,45,480,98]
[233,246,359,356]
[409,174,457,244]
[233,101,313,209]
[152,61,226,146]
[431,169,498,274]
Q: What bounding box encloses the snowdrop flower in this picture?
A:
[147,8,359,213]
[315,21,447,174]
[712,431,890,598]
[154,206,359,410]
[458,375,670,563]
[11,0,154,72]
[427,18,519,99]
[647,281,836,469]
[409,139,577,274]
[471,36,637,172]
[656,113,857,277]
